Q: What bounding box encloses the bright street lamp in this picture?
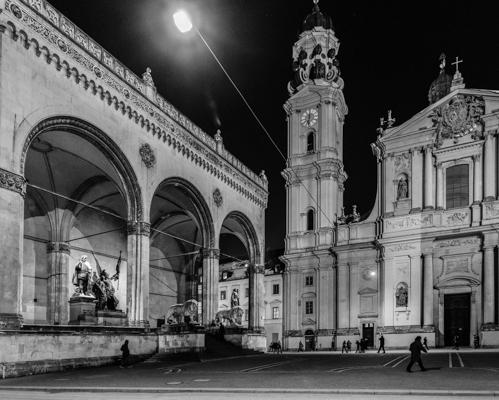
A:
[173,10,193,33]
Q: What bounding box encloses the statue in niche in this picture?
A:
[397,176,409,200]
[230,288,240,308]
[396,283,408,307]
[72,255,93,297]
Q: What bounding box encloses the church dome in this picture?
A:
[428,54,452,104]
[302,0,333,32]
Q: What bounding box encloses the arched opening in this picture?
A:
[218,211,261,327]
[306,132,315,153]
[149,178,213,328]
[23,119,138,325]
[306,209,315,231]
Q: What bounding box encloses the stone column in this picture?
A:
[424,147,435,209]
[483,246,495,324]
[337,264,350,329]
[436,162,444,209]
[318,263,335,331]
[423,253,434,327]
[384,155,395,215]
[473,155,483,203]
[283,267,290,336]
[126,221,150,327]
[484,133,496,200]
[411,148,423,212]
[248,263,265,332]
[46,242,71,324]
[202,248,219,325]
[0,168,26,329]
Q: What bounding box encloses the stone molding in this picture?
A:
[0,313,23,329]
[127,221,151,236]
[46,241,70,254]
[0,167,26,196]
[3,0,267,208]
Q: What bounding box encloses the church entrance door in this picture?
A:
[304,330,315,351]
[362,323,374,347]
[444,293,470,347]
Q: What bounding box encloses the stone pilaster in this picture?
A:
[318,264,336,331]
[126,221,150,327]
[424,147,434,209]
[473,154,483,203]
[411,148,423,212]
[423,253,434,327]
[248,263,265,332]
[46,241,71,324]
[436,162,444,209]
[384,155,395,215]
[201,248,219,325]
[484,133,496,200]
[0,168,26,329]
[483,245,495,324]
[337,264,350,329]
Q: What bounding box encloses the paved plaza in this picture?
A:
[1,349,499,398]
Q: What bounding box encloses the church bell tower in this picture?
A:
[281,0,348,349]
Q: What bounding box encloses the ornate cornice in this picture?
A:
[0,167,26,196]
[3,0,268,209]
[127,221,151,236]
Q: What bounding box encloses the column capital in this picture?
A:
[127,221,150,236]
[46,241,70,254]
[472,154,482,163]
[249,263,265,274]
[202,248,220,259]
[0,168,26,197]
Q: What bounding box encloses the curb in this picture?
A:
[0,387,498,396]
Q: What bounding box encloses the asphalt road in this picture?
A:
[1,350,499,397]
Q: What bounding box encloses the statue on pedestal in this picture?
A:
[230,288,240,308]
[93,269,119,311]
[71,255,93,297]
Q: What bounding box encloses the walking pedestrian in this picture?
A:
[406,336,427,372]
[377,334,385,353]
[277,340,283,354]
[347,340,352,353]
[298,341,304,352]
[341,340,347,354]
[120,339,130,368]
[423,336,429,351]
[474,333,480,349]
[453,334,459,350]
[355,340,360,353]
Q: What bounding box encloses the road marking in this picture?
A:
[193,378,210,382]
[449,352,453,368]
[456,352,464,367]
[391,355,409,368]
[383,356,403,367]
[160,367,182,374]
[240,361,289,372]
[166,381,182,385]
[328,367,349,373]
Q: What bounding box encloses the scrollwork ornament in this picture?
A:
[0,168,26,197]
[213,188,223,207]
[139,143,156,168]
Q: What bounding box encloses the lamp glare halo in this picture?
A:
[173,10,193,33]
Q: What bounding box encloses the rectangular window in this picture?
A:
[272,307,280,319]
[245,288,249,298]
[273,284,280,295]
[305,276,313,286]
[220,290,226,300]
[446,164,469,208]
[305,301,313,315]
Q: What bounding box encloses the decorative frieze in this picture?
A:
[444,210,470,226]
[4,0,268,208]
[0,167,26,196]
[385,214,433,233]
[437,237,480,248]
[386,243,416,253]
[394,153,410,173]
[484,202,499,219]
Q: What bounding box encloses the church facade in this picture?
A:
[282,2,499,349]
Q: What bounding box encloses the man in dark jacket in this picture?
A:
[378,334,386,353]
[406,336,427,372]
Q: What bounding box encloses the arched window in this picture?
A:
[446,164,469,208]
[306,132,315,153]
[306,209,315,231]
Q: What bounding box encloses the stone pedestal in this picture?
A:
[96,310,127,326]
[69,296,97,325]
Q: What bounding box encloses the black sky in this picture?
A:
[47,0,499,252]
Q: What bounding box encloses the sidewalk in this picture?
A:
[277,348,499,354]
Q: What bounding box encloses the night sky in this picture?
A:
[47,0,499,253]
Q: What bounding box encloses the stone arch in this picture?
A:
[20,116,143,221]
[220,211,261,265]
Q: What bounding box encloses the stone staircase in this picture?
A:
[202,332,262,360]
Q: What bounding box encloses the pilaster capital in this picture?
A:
[202,248,220,259]
[472,154,481,163]
[0,168,26,197]
[127,221,151,236]
[249,263,265,275]
[47,241,71,254]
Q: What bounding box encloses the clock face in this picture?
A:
[301,108,318,127]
